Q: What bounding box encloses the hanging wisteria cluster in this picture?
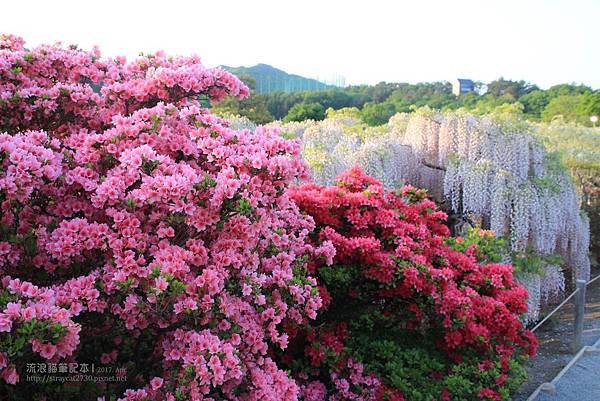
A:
[274,109,590,322]
[271,115,420,189]
[421,112,590,284]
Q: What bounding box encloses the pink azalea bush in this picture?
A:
[0,35,537,401]
[0,35,334,401]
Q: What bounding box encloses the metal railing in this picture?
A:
[531,273,600,352]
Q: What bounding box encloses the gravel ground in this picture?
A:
[512,266,600,401]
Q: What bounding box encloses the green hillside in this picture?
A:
[221,63,331,93]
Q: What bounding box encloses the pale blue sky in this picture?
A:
[2,0,598,88]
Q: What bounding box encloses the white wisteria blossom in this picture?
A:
[275,109,591,320]
[221,114,258,131]
[520,273,542,324]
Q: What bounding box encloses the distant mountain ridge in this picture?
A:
[221,63,332,93]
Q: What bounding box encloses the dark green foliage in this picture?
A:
[361,102,397,126]
[520,90,550,119]
[347,311,528,401]
[542,95,585,123]
[213,65,599,126]
[283,102,326,122]
[485,78,538,99]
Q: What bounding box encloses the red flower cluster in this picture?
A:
[285,166,537,401]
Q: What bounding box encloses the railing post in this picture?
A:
[571,279,587,353]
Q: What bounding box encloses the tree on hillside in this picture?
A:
[546,83,592,98]
[577,91,600,123]
[455,92,480,109]
[519,90,550,119]
[470,94,517,114]
[303,89,361,111]
[370,81,400,102]
[283,102,326,122]
[541,95,585,123]
[486,78,538,99]
[263,92,303,119]
[361,102,396,126]
[211,73,276,124]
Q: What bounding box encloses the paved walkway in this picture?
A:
[531,338,600,401]
[513,269,600,401]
